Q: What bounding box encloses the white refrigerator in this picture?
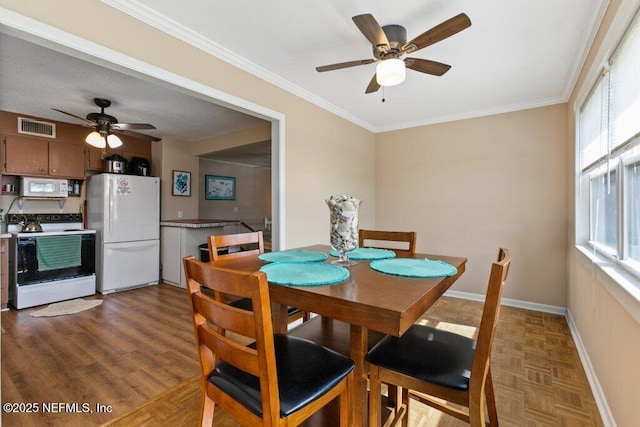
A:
[87,173,160,294]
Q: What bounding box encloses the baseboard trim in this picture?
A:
[444,290,567,315]
[443,289,615,426]
[565,310,616,427]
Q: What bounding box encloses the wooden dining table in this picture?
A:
[212,244,467,426]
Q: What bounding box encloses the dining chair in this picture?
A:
[208,231,309,323]
[358,229,417,256]
[366,248,511,427]
[183,256,355,427]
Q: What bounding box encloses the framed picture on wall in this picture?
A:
[172,170,191,196]
[205,175,236,200]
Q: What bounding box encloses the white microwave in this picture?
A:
[20,177,68,198]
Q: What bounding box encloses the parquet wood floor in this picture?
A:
[1,285,602,426]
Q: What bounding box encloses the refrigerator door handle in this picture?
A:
[108,177,114,240]
[111,240,158,251]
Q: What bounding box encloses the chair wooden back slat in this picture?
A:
[197,321,261,376]
[358,229,417,256]
[208,231,264,262]
[192,292,257,337]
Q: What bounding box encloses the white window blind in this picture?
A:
[610,12,640,149]
[579,77,608,170]
[578,6,640,276]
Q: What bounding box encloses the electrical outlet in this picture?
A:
[178,210,183,219]
[233,207,238,213]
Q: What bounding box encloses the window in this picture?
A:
[589,170,617,253]
[625,157,640,263]
[578,9,640,279]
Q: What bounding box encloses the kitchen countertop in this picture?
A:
[160,219,241,228]
[1,233,12,239]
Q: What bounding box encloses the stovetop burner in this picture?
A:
[6,213,91,235]
[6,213,83,225]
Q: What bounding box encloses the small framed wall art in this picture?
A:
[172,170,191,196]
[205,175,236,200]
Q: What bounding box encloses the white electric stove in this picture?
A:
[7,213,97,309]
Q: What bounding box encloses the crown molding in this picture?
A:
[101,0,377,133]
[375,95,567,133]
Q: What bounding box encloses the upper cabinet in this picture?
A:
[2,134,85,179]
[1,111,153,178]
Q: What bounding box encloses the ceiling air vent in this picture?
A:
[18,117,56,138]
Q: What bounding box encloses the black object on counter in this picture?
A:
[128,157,151,176]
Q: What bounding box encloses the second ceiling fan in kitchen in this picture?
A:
[53,97,160,148]
[316,12,472,93]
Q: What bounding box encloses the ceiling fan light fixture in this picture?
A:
[85,131,106,148]
[107,133,123,148]
[376,58,405,86]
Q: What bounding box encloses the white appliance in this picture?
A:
[7,213,96,309]
[87,173,160,293]
[20,177,68,198]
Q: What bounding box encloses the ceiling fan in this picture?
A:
[316,13,472,94]
[53,98,160,148]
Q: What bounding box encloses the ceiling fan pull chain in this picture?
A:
[381,86,386,103]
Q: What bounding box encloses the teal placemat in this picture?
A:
[258,249,328,263]
[259,262,349,286]
[329,247,397,260]
[370,258,457,278]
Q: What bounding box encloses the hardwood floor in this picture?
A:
[1,284,200,427]
[1,284,602,426]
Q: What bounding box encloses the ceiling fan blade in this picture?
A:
[316,59,375,72]
[111,123,157,130]
[403,13,471,53]
[365,74,380,94]
[112,128,161,142]
[405,58,451,76]
[51,108,95,126]
[352,14,390,50]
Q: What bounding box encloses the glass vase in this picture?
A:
[326,195,361,266]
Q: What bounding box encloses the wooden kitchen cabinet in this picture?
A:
[49,141,85,178]
[2,134,48,176]
[2,134,85,178]
[85,147,105,171]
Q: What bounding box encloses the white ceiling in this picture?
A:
[0,0,606,146]
[104,0,607,131]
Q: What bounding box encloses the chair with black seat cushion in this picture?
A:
[183,256,354,427]
[367,248,511,427]
[207,231,309,323]
[358,229,417,256]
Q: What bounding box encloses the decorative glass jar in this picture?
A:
[326,195,361,266]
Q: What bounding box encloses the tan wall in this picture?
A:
[156,138,200,221]
[198,159,271,229]
[375,104,568,307]
[189,122,271,156]
[0,0,376,247]
[566,0,640,425]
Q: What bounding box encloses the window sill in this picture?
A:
[575,245,640,325]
